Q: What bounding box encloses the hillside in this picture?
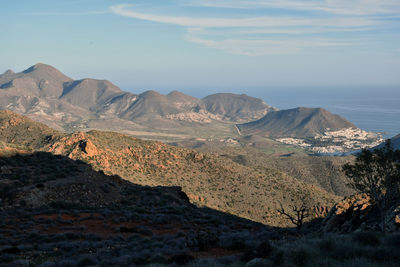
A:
[46,130,339,226]
[391,134,400,149]
[0,150,278,265]
[60,79,124,111]
[237,107,355,138]
[192,143,354,197]
[374,134,400,150]
[0,110,60,149]
[203,93,276,122]
[0,110,340,227]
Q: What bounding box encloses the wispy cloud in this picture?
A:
[187,35,356,56]
[24,11,108,16]
[111,4,376,28]
[111,1,399,56]
[184,0,400,16]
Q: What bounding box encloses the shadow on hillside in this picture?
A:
[0,151,346,265]
[0,151,326,231]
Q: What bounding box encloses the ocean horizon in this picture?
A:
[257,87,400,139]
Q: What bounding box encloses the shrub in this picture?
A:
[58,259,78,267]
[351,231,381,247]
[270,249,284,266]
[288,244,316,267]
[49,201,78,210]
[77,255,98,267]
[245,258,274,267]
[318,235,337,252]
[169,253,194,265]
[242,240,275,262]
[384,232,400,247]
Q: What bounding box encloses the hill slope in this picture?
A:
[237,107,356,138]
[46,130,340,226]
[0,110,60,149]
[0,150,277,265]
[391,134,400,149]
[192,143,354,197]
[203,93,276,122]
[0,110,340,226]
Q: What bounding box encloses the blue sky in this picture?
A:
[1,0,400,95]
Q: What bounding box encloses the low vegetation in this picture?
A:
[46,130,339,226]
[1,110,400,265]
[343,140,400,232]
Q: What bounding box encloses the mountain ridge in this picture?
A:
[0,63,274,125]
[237,107,356,138]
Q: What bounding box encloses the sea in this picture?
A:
[252,86,400,139]
[140,85,400,139]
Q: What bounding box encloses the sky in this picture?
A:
[1,0,400,95]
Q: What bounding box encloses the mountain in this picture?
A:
[0,63,72,98]
[203,93,276,122]
[118,90,203,122]
[237,107,356,138]
[0,110,340,227]
[60,78,124,111]
[0,64,276,139]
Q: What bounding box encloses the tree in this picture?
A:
[343,140,400,232]
[277,199,310,230]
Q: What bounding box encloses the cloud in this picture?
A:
[24,11,108,16]
[110,2,398,56]
[184,0,400,16]
[187,34,357,56]
[111,4,376,28]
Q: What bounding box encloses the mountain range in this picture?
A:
[1,65,399,265]
[0,63,274,135]
[1,63,358,143]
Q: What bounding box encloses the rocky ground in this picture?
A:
[2,159,400,267]
[0,151,280,266]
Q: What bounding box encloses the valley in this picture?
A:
[0,64,383,153]
[0,110,341,226]
[2,0,399,264]
[1,64,399,266]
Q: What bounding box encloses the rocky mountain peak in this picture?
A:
[140,90,163,98]
[2,69,15,76]
[23,63,59,74]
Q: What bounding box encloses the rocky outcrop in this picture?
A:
[322,194,400,232]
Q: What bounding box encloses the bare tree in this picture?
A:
[277,200,310,230]
[343,140,400,232]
